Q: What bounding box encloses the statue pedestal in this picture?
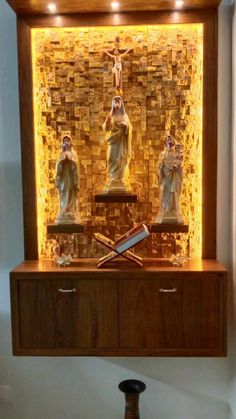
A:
[47,224,84,234]
[150,223,189,233]
[156,209,184,224]
[94,193,137,203]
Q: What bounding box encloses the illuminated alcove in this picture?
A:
[31,24,203,259]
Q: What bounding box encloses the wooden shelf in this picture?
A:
[47,223,188,234]
[150,223,189,233]
[94,193,138,203]
[47,223,84,234]
[11,258,227,274]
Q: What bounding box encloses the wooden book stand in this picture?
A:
[94,233,143,268]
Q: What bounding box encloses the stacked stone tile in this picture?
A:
[32,25,203,258]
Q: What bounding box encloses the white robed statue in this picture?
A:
[55,135,79,224]
[102,96,132,194]
[156,135,184,224]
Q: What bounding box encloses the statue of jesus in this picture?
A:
[103,48,133,93]
[102,95,132,194]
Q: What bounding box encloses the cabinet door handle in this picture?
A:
[58,288,78,294]
[159,288,177,293]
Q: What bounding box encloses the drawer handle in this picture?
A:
[58,288,77,294]
[159,288,177,293]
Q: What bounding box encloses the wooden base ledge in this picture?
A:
[12,348,226,357]
[150,223,189,233]
[94,193,138,203]
[47,223,84,234]
[11,258,227,274]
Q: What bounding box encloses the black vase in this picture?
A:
[119,379,146,419]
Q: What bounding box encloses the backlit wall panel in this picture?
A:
[32,24,203,258]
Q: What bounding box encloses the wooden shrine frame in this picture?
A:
[17,9,218,260]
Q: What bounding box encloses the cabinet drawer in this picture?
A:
[16,278,118,350]
[119,274,225,352]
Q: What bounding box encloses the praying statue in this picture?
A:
[103,48,133,93]
[55,135,79,224]
[102,96,132,194]
[156,135,184,224]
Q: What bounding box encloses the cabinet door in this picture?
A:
[119,275,224,353]
[18,278,117,350]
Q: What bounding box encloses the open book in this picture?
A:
[94,224,149,268]
[95,224,149,255]
[114,224,150,253]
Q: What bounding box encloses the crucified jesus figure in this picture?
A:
[103,48,133,93]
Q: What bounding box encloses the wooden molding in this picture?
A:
[6,0,221,16]
[202,11,217,258]
[20,9,216,28]
[17,10,218,259]
[17,17,38,260]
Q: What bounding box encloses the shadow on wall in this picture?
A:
[0,305,230,419]
[0,309,123,419]
[0,162,23,269]
[103,357,230,419]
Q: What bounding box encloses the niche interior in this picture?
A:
[17,10,217,261]
[32,24,202,260]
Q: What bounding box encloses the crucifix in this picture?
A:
[103,46,133,93]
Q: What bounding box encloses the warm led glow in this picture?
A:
[111,1,120,10]
[113,13,121,25]
[55,16,63,26]
[175,0,184,8]
[172,12,181,22]
[32,25,203,259]
[47,3,57,12]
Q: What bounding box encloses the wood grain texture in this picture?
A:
[17,17,38,260]
[202,10,218,258]
[10,279,21,354]
[21,9,218,28]
[17,278,117,349]
[6,0,221,16]
[119,275,221,350]
[10,259,227,356]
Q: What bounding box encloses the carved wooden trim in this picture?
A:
[17,10,217,259]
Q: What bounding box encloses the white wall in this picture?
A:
[229,1,236,418]
[217,0,232,268]
[0,1,232,418]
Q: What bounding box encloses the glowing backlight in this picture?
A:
[32,24,203,259]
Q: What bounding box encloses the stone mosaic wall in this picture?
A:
[32,24,203,259]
